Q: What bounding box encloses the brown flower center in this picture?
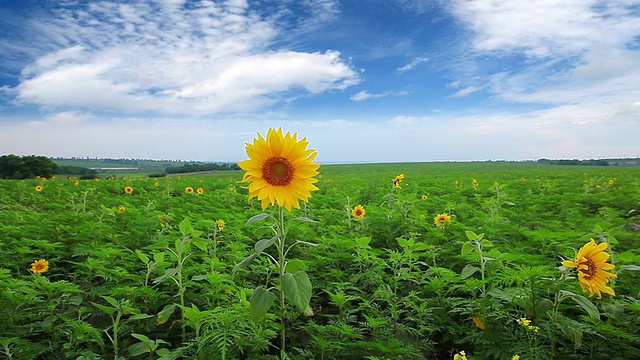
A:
[262,156,294,186]
[579,258,597,279]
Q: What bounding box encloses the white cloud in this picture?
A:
[9,1,359,115]
[449,0,640,57]
[450,86,483,98]
[350,89,411,101]
[396,57,428,72]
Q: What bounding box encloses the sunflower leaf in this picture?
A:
[282,270,312,312]
[250,286,276,321]
[245,213,271,226]
[461,242,475,256]
[292,216,318,223]
[561,290,600,320]
[460,264,479,279]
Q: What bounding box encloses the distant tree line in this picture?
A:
[55,166,98,176]
[0,155,58,179]
[165,162,240,174]
[537,158,610,166]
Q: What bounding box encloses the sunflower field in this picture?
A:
[1,135,640,359]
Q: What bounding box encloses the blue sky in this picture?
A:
[1,0,639,163]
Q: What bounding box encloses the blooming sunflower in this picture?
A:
[197,187,204,194]
[217,220,225,230]
[393,173,405,187]
[472,316,486,330]
[434,213,451,228]
[35,185,43,192]
[154,181,160,187]
[238,128,320,211]
[352,205,366,219]
[562,239,617,298]
[185,186,194,194]
[124,186,134,194]
[119,206,126,213]
[421,195,428,200]
[30,259,49,274]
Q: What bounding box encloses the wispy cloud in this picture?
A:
[4,1,359,116]
[450,86,483,98]
[350,89,411,101]
[396,56,428,73]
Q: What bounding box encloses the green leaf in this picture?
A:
[487,288,513,302]
[128,342,153,356]
[250,286,276,321]
[153,266,180,284]
[179,218,192,236]
[294,240,319,247]
[156,304,177,325]
[282,270,312,312]
[292,216,319,223]
[128,313,153,321]
[561,290,600,320]
[285,260,305,274]
[136,250,150,264]
[397,238,410,248]
[130,333,151,343]
[465,230,478,241]
[620,265,640,271]
[246,212,271,226]
[103,296,119,308]
[232,253,258,274]
[255,235,279,254]
[461,242,475,256]
[191,237,208,251]
[191,230,203,239]
[460,264,479,279]
[91,302,116,316]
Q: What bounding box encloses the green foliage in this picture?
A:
[0,162,638,359]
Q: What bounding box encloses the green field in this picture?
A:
[1,162,639,359]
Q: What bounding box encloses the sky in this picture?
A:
[1,0,639,163]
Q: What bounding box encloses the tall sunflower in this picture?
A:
[434,213,451,228]
[393,173,405,187]
[238,128,320,211]
[30,259,49,274]
[124,186,134,194]
[562,239,617,298]
[217,220,225,231]
[352,205,366,219]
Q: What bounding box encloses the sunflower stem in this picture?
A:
[277,205,287,359]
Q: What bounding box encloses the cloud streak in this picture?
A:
[6,0,359,115]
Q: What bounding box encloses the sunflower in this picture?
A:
[562,239,617,298]
[30,259,49,274]
[74,180,79,186]
[352,205,366,219]
[421,195,428,200]
[124,186,134,194]
[393,173,405,187]
[119,206,126,213]
[154,181,160,187]
[472,316,486,330]
[238,128,320,211]
[185,186,194,194]
[35,185,43,192]
[217,220,225,231]
[434,213,451,228]
[197,187,204,194]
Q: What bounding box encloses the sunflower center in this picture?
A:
[579,258,597,279]
[262,156,294,186]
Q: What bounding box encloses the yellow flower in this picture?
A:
[217,220,225,230]
[609,179,614,185]
[185,186,194,194]
[517,317,531,326]
[155,181,160,187]
[124,186,134,194]
[472,316,486,330]
[197,187,204,194]
[35,185,43,192]
[562,239,617,298]
[352,205,366,219]
[119,206,126,213]
[394,173,405,187]
[434,213,451,228]
[421,195,428,200]
[30,259,49,274]
[238,128,320,211]
[512,355,520,360]
[158,215,167,223]
[453,350,467,360]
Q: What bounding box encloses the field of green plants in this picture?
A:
[1,162,639,359]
